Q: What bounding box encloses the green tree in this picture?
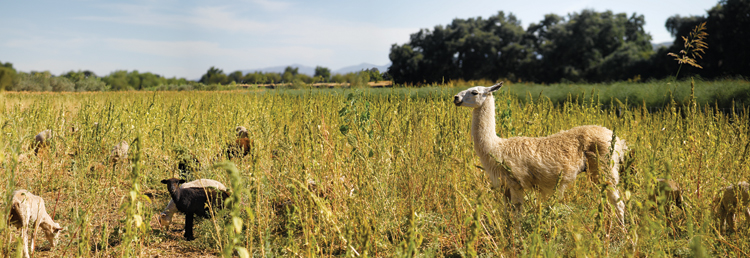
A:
[331,73,346,83]
[282,66,298,83]
[243,72,267,84]
[530,10,653,82]
[389,11,528,84]
[51,76,75,92]
[104,70,132,91]
[200,66,228,85]
[0,61,17,91]
[314,66,331,82]
[138,72,162,89]
[266,72,282,83]
[228,71,244,83]
[363,68,383,82]
[75,77,108,91]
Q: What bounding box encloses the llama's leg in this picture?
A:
[508,186,525,232]
[585,151,600,184]
[184,212,195,241]
[728,211,737,233]
[606,186,626,225]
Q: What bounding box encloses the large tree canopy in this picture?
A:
[389,1,750,84]
[389,11,528,84]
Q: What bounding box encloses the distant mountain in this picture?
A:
[240,63,316,76]
[334,63,390,74]
[652,41,672,51]
[240,63,390,76]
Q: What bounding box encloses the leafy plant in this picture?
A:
[667,22,708,78]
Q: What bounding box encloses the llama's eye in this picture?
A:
[471,91,479,95]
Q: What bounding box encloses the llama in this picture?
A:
[453,82,627,225]
[158,179,227,230]
[225,126,252,159]
[160,178,229,240]
[34,129,52,155]
[714,181,750,234]
[9,189,65,258]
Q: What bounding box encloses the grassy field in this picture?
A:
[1,84,749,257]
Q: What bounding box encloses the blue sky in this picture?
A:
[0,0,716,79]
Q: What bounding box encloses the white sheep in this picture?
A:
[158,179,228,230]
[110,140,130,164]
[8,189,65,258]
[34,129,52,155]
[453,82,627,225]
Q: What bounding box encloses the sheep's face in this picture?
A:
[159,212,173,229]
[43,222,64,247]
[161,178,187,193]
[236,126,249,138]
[453,82,503,108]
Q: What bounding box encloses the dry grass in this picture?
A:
[1,87,749,257]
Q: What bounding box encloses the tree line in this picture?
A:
[388,0,750,84]
[0,62,387,92]
[198,66,385,85]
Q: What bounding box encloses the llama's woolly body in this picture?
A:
[455,82,627,223]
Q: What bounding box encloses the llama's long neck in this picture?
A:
[471,96,502,157]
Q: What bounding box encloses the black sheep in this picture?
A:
[160,178,229,240]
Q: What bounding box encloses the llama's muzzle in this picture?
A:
[453,95,462,106]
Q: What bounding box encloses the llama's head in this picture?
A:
[453,82,504,108]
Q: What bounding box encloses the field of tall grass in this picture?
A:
[1,83,749,257]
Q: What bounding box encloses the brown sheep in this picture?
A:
[648,179,684,212]
[225,126,252,159]
[714,181,750,234]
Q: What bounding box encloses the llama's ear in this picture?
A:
[488,82,504,92]
[179,179,186,184]
[160,179,168,184]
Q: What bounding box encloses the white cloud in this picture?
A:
[187,6,273,33]
[247,0,292,11]
[74,4,279,33]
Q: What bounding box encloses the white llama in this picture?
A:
[453,82,627,224]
